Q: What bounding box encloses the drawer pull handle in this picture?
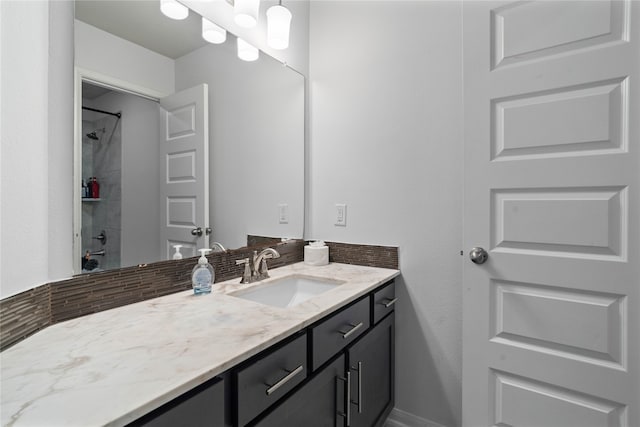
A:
[337,372,351,426]
[381,297,398,308]
[265,365,304,396]
[339,322,364,339]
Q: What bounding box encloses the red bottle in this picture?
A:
[91,177,100,198]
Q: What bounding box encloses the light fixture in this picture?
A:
[237,38,259,62]
[160,0,189,20]
[202,17,227,44]
[234,0,260,28]
[267,1,292,50]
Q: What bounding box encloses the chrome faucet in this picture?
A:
[253,248,280,280]
[235,247,281,284]
[210,241,226,252]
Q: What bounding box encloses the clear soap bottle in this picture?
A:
[192,249,214,295]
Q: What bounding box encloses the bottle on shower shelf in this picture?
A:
[91,177,100,198]
[81,179,87,198]
[87,177,94,198]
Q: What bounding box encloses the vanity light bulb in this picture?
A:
[234,0,260,28]
[237,38,259,62]
[202,17,227,44]
[160,0,189,20]
[267,4,292,50]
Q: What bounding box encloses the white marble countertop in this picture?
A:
[0,262,399,427]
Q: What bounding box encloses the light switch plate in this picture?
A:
[335,203,347,226]
[278,204,289,224]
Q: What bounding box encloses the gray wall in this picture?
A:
[1,0,75,298]
[175,41,305,250]
[75,20,175,97]
[48,0,75,282]
[308,2,463,426]
[87,91,162,267]
[1,2,465,425]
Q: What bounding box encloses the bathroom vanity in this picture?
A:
[0,263,399,426]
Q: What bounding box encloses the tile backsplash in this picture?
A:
[0,239,398,351]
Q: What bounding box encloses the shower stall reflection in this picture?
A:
[81,98,122,272]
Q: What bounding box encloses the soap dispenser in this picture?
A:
[172,245,183,260]
[192,249,214,295]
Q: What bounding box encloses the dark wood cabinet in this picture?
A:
[371,281,396,325]
[310,297,371,371]
[130,280,395,427]
[253,355,347,427]
[252,292,395,427]
[348,313,395,427]
[235,333,307,426]
[129,376,227,427]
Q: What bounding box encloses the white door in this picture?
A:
[159,84,209,259]
[463,1,639,426]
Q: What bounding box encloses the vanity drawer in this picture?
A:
[372,281,396,324]
[310,296,370,371]
[235,333,307,427]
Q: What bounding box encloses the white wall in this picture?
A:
[175,41,305,249]
[85,91,161,267]
[1,5,465,425]
[0,1,66,298]
[48,0,75,283]
[75,20,175,97]
[308,2,463,426]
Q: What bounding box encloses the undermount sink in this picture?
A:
[229,275,345,308]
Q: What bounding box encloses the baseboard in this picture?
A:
[384,407,447,427]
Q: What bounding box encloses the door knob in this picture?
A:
[191,227,203,236]
[469,247,488,264]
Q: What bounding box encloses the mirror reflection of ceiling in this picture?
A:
[81,82,111,99]
[75,0,207,59]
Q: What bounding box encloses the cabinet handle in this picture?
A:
[337,372,351,426]
[339,322,364,339]
[381,297,398,308]
[265,365,304,396]
[350,362,363,414]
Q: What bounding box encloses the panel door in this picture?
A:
[254,354,346,427]
[348,313,394,427]
[463,1,639,426]
[159,84,209,259]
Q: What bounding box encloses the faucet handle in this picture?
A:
[236,258,252,284]
[258,259,271,279]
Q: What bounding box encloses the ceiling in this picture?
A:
[81,82,111,99]
[75,0,208,59]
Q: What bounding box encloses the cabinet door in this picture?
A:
[129,376,226,427]
[348,312,394,427]
[254,354,347,427]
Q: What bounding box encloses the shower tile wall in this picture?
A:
[81,119,94,266]
[82,115,122,271]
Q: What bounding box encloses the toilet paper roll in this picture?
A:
[304,245,329,266]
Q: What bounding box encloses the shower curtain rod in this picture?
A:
[82,106,122,119]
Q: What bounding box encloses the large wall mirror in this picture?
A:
[73,1,304,274]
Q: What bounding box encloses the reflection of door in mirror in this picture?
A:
[78,81,211,274]
[159,84,210,260]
